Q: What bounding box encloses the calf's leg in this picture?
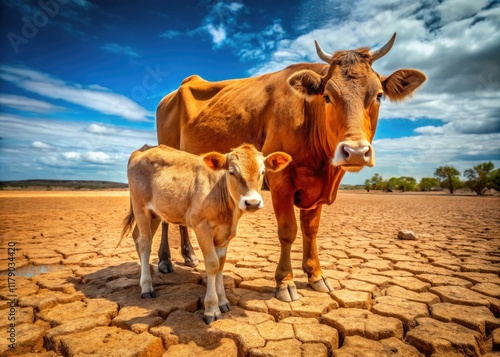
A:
[133,209,156,298]
[158,222,174,274]
[215,246,230,313]
[195,226,221,324]
[300,207,333,293]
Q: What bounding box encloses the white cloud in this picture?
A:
[196,1,286,58]
[413,125,446,135]
[101,43,141,58]
[85,123,118,135]
[31,141,53,150]
[84,151,111,164]
[436,0,488,24]
[0,66,154,122]
[61,152,81,160]
[160,30,181,39]
[0,114,156,182]
[0,94,63,113]
[206,24,227,45]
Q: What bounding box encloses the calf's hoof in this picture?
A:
[141,291,156,299]
[219,302,231,313]
[275,283,300,302]
[203,312,221,324]
[309,275,333,293]
[183,254,199,268]
[158,260,174,274]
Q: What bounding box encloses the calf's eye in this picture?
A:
[323,95,331,103]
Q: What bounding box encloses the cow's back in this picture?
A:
[156,75,239,151]
[156,65,326,156]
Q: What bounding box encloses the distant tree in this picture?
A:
[464,162,495,196]
[383,176,417,192]
[434,165,461,194]
[398,176,417,192]
[370,173,384,190]
[364,179,371,192]
[384,177,400,192]
[419,177,440,191]
[491,169,500,192]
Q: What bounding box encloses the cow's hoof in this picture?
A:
[309,275,333,293]
[275,283,300,302]
[183,254,199,268]
[158,260,174,274]
[141,291,156,299]
[219,302,231,313]
[203,312,221,324]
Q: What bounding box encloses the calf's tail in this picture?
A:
[113,200,135,253]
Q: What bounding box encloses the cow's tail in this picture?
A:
[113,200,135,254]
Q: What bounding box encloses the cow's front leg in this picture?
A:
[158,222,174,274]
[180,226,199,267]
[272,189,300,302]
[300,207,333,293]
[215,246,230,313]
[195,226,221,324]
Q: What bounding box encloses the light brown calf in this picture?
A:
[121,144,291,323]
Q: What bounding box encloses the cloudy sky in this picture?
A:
[1,0,499,185]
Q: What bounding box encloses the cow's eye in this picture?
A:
[376,92,384,101]
[228,167,235,175]
[323,95,331,103]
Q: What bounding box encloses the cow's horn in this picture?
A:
[314,40,332,63]
[371,33,397,62]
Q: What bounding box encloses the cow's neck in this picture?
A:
[288,99,346,209]
[303,99,336,166]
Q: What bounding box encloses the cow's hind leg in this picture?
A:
[180,226,199,267]
[215,246,230,313]
[300,207,333,293]
[158,222,174,274]
[133,209,156,298]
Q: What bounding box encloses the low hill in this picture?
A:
[0,180,128,190]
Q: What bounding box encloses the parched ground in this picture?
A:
[0,190,499,356]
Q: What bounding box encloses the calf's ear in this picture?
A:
[382,69,426,102]
[202,152,227,170]
[264,152,292,173]
[288,70,324,99]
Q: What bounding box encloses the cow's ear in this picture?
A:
[202,152,227,170]
[288,70,324,98]
[382,69,426,102]
[264,152,292,173]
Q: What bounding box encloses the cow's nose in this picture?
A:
[245,198,262,210]
[342,144,372,163]
[331,140,375,169]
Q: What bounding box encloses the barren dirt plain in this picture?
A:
[1,190,500,356]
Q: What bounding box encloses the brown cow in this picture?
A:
[156,33,426,301]
[121,144,291,322]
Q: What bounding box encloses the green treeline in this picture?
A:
[364,162,500,196]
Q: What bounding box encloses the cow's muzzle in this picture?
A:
[239,192,264,212]
[331,140,375,172]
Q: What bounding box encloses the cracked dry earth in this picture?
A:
[1,190,500,357]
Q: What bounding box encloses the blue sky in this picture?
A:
[1,0,499,185]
